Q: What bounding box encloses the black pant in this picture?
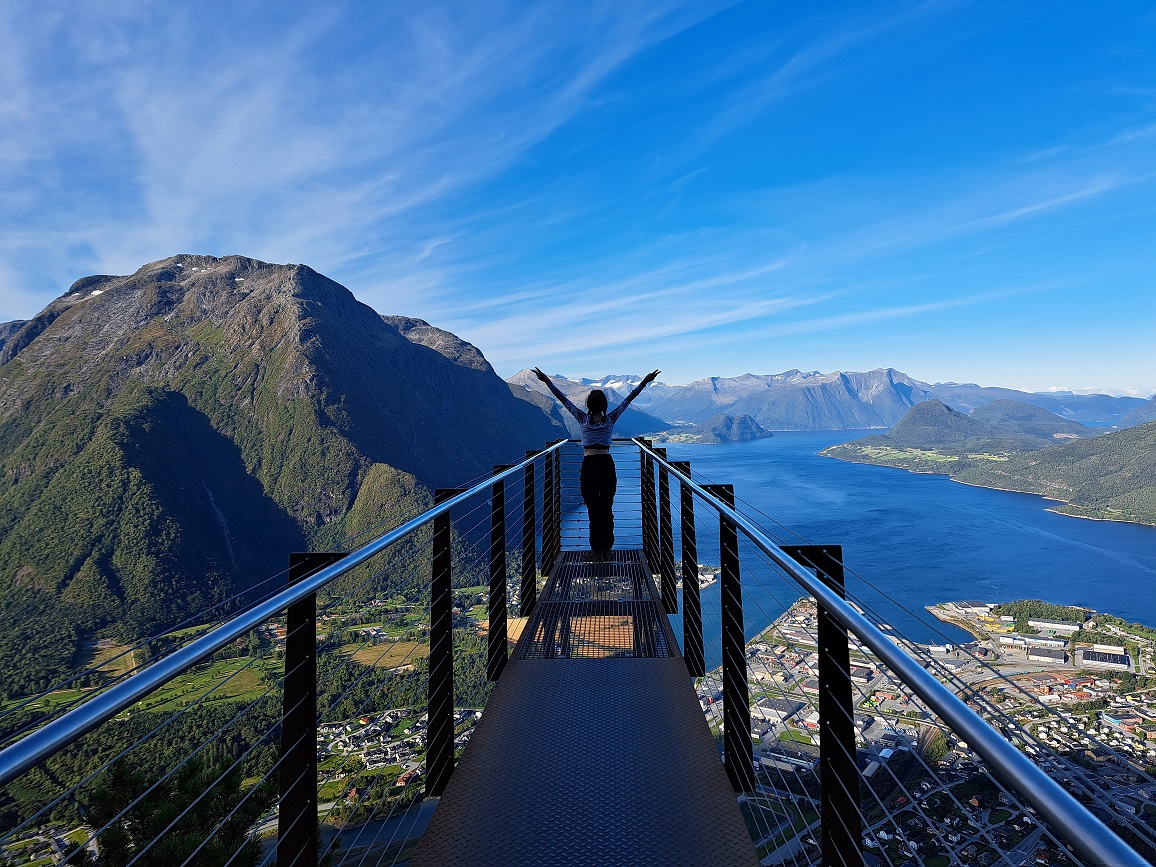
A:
[580,454,617,553]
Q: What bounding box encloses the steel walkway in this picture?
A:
[410,549,759,866]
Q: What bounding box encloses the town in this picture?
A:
[700,597,1156,865]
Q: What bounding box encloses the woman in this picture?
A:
[533,368,660,559]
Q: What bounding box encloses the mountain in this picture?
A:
[0,255,563,696]
[954,421,1156,525]
[381,315,493,373]
[967,400,1089,440]
[822,402,1154,525]
[507,369,671,439]
[652,414,773,445]
[922,383,1147,425]
[823,398,1092,459]
[618,369,1146,430]
[1121,396,1156,428]
[0,320,26,355]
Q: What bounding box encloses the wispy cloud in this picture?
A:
[0,1,725,314]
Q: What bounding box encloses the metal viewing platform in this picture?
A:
[411,550,757,866]
[0,438,1150,867]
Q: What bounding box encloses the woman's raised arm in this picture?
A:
[533,367,584,421]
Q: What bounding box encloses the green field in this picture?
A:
[340,641,430,669]
[130,657,278,714]
[777,729,813,745]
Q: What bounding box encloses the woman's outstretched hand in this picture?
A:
[642,369,660,386]
[532,367,551,384]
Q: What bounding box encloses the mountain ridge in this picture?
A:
[510,369,1147,431]
[0,254,562,695]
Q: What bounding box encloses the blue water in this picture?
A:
[645,432,1156,668]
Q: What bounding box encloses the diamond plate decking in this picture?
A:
[409,550,759,867]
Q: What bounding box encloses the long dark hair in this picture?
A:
[585,389,608,423]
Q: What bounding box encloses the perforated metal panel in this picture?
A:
[517,551,673,659]
[409,549,759,867]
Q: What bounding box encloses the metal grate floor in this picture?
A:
[517,550,673,659]
[408,549,759,867]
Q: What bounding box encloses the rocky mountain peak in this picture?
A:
[381,315,493,373]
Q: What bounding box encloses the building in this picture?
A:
[954,601,992,615]
[1024,635,1067,649]
[1027,648,1067,664]
[1081,650,1130,671]
[754,697,805,723]
[1027,618,1082,635]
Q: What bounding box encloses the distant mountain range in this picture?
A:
[509,369,1149,432]
[822,400,1156,526]
[2,269,1152,693]
[0,255,563,696]
[507,370,671,439]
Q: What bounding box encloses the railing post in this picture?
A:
[640,440,658,571]
[706,484,755,794]
[488,467,511,682]
[654,447,677,614]
[542,447,557,574]
[521,452,538,617]
[673,461,704,678]
[551,447,562,557]
[427,488,463,797]
[280,552,343,867]
[784,545,861,867]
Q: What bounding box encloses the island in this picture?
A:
[650,413,774,444]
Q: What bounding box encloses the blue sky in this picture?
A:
[1,2,1154,395]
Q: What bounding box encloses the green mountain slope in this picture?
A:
[954,421,1156,524]
[823,400,1154,526]
[0,255,562,695]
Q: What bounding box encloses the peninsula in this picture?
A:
[822,401,1156,527]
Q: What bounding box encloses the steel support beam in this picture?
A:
[279,552,344,867]
[640,440,658,571]
[542,449,557,575]
[521,452,538,617]
[706,484,755,794]
[488,466,511,682]
[427,488,463,797]
[673,461,704,678]
[783,545,861,867]
[551,449,562,559]
[655,447,677,614]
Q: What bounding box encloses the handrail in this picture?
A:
[633,437,1147,867]
[0,440,571,789]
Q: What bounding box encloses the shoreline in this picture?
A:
[822,449,1156,530]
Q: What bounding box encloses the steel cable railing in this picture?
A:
[679,457,1156,858]
[635,437,1150,867]
[698,489,1109,867]
[3,436,1150,867]
[679,494,1142,867]
[0,441,567,867]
